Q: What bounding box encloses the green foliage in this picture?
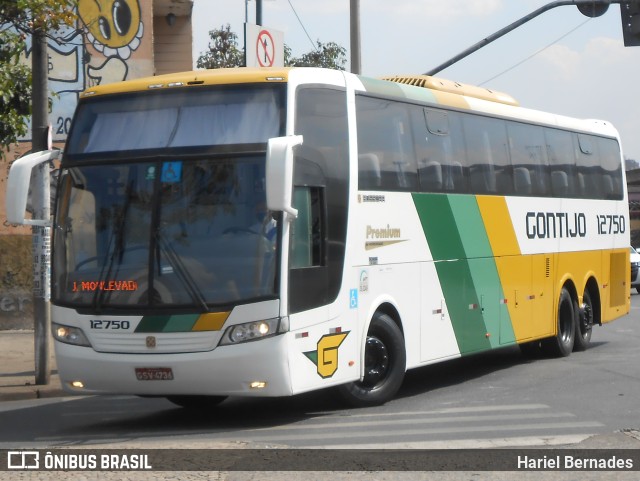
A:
[0,0,77,33]
[196,24,244,69]
[0,0,77,155]
[196,25,347,71]
[0,29,31,153]
[286,41,347,70]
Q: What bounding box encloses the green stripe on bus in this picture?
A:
[448,195,493,258]
[412,193,490,352]
[135,314,200,333]
[164,314,201,332]
[412,193,515,352]
[449,196,516,348]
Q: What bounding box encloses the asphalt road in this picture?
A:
[1,296,640,480]
[0,297,639,450]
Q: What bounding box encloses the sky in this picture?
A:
[191,0,640,162]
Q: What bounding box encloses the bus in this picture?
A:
[6,67,630,408]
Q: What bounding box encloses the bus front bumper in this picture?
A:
[54,334,293,397]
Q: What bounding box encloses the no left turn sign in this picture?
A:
[245,24,283,68]
[256,30,275,67]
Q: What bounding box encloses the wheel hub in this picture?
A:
[362,336,389,387]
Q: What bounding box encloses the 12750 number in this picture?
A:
[596,214,625,235]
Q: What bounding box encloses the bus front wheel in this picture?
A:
[337,312,406,407]
[544,287,576,357]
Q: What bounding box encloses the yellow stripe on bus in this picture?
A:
[192,312,230,331]
[476,196,520,256]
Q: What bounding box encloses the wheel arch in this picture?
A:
[583,275,602,326]
[358,300,407,379]
[553,276,578,334]
[557,277,579,310]
[374,302,404,336]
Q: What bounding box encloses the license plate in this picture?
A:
[135,367,174,381]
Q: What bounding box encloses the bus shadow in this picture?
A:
[397,345,524,399]
[396,340,609,400]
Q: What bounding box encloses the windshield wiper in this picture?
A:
[91,179,134,312]
[154,229,210,312]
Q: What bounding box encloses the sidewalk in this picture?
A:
[0,330,67,401]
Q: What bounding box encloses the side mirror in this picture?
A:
[6,150,60,226]
[266,135,303,219]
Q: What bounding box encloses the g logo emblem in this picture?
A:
[304,332,349,379]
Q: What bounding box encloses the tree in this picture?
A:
[286,41,347,70]
[0,0,77,155]
[626,157,640,171]
[197,25,347,71]
[196,24,244,69]
[0,29,31,153]
[0,0,76,34]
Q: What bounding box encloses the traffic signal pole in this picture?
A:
[425,0,633,76]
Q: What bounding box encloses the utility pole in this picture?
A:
[350,0,361,74]
[256,0,263,26]
[31,28,51,385]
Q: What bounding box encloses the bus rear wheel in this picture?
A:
[544,287,576,357]
[337,312,406,407]
[574,289,593,352]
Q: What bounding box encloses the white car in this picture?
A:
[631,247,640,293]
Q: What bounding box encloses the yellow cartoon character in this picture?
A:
[78,0,143,60]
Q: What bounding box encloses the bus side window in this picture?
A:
[417,108,446,192]
[356,96,418,191]
[576,133,602,199]
[544,127,577,198]
[597,137,623,200]
[464,115,509,195]
[508,122,550,196]
[290,186,324,269]
[416,108,467,193]
[358,153,381,188]
[292,86,348,313]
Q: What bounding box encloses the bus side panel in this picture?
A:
[413,193,516,355]
[604,248,630,322]
[419,261,462,363]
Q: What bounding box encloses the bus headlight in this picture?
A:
[219,318,280,345]
[52,322,92,347]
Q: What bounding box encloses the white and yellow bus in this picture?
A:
[7,67,630,407]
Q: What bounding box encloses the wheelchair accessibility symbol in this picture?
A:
[349,289,358,309]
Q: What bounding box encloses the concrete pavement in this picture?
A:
[0,330,66,401]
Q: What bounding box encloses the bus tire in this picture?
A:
[544,287,576,357]
[337,312,406,407]
[165,395,227,409]
[574,289,593,352]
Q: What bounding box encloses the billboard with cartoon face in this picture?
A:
[20,0,152,142]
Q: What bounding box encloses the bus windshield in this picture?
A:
[65,85,283,156]
[53,85,285,311]
[53,157,278,310]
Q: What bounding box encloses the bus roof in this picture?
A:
[79,67,292,98]
[77,66,617,138]
[381,75,519,107]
